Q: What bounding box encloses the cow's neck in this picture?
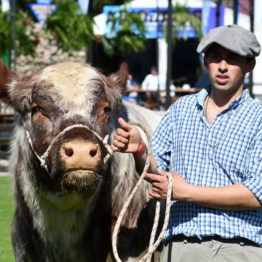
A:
[18,160,104,247]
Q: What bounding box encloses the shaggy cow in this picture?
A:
[0,61,163,261]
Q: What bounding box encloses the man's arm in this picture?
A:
[145,170,262,210]
[187,183,262,210]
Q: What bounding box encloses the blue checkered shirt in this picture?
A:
[152,88,262,245]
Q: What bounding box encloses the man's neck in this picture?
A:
[205,87,244,124]
[210,86,244,106]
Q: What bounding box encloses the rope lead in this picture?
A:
[112,122,173,262]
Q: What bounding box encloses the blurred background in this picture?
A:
[1,2,262,260]
[1,0,262,110]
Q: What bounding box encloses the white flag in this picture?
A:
[1,0,10,12]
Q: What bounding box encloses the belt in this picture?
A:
[169,235,260,247]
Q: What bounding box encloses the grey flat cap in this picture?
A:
[197,24,261,58]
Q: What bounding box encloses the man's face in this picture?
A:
[204,45,255,95]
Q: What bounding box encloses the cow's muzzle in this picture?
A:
[25,124,113,175]
[59,138,103,188]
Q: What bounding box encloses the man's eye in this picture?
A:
[210,54,220,61]
[227,55,239,62]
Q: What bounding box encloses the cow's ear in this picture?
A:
[8,75,33,115]
[0,60,17,104]
[109,66,129,94]
[0,60,31,114]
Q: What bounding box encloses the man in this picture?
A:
[111,25,262,261]
[140,66,166,106]
[141,66,159,91]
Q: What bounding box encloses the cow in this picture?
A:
[0,60,164,261]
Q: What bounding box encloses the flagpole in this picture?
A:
[10,0,16,72]
[165,0,172,109]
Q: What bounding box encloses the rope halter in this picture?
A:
[25,124,114,173]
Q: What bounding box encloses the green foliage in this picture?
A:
[45,0,94,52]
[0,7,36,56]
[0,1,203,59]
[102,8,146,56]
[44,1,147,55]
[171,4,202,42]
[0,176,15,262]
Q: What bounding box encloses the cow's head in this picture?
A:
[3,61,128,192]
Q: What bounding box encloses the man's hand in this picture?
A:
[144,169,191,200]
[111,118,143,153]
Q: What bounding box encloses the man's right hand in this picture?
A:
[111,118,143,153]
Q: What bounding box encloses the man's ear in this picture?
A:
[0,60,32,115]
[246,59,256,73]
[203,56,208,69]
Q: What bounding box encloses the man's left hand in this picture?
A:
[144,169,191,200]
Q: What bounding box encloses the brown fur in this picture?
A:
[1,61,164,261]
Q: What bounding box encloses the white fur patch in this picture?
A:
[39,62,100,108]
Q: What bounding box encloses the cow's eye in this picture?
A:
[31,105,41,115]
[103,106,111,115]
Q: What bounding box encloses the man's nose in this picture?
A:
[218,60,228,72]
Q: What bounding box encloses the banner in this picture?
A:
[29,2,56,22]
[103,5,225,39]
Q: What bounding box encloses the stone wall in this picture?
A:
[15,23,86,74]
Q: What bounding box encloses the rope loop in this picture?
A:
[112,122,173,262]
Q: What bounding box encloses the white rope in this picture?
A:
[25,124,113,173]
[112,122,173,262]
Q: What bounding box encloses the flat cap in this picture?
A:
[197,24,261,58]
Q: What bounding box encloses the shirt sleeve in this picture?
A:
[243,118,262,203]
[152,105,175,171]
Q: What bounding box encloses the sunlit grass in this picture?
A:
[0,176,15,262]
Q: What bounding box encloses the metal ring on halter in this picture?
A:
[25,124,114,173]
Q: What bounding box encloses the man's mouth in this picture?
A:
[216,74,229,85]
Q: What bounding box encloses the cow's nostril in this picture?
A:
[65,148,74,157]
[90,149,97,157]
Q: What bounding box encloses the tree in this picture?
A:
[45,0,144,55]
[100,2,203,56]
[45,0,94,52]
[1,1,203,58]
[171,4,203,42]
[0,2,37,57]
[101,8,146,55]
[0,0,136,59]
